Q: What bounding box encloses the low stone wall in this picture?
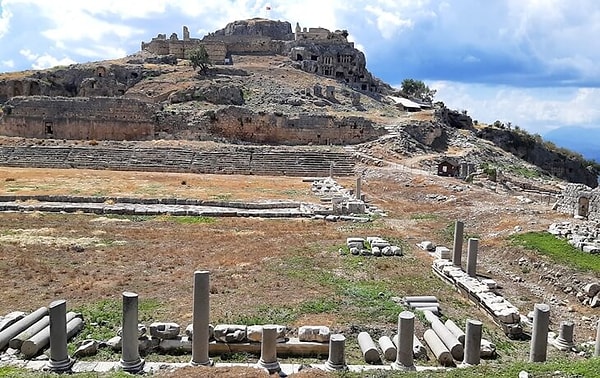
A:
[0,145,355,177]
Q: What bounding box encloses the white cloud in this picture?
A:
[0,2,11,38]
[431,81,600,134]
[20,48,75,69]
[1,59,14,68]
[364,4,413,39]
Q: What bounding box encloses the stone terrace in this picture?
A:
[0,146,355,177]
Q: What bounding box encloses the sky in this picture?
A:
[1,0,600,136]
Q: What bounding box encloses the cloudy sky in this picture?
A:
[1,0,599,136]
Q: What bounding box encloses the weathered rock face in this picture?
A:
[436,108,474,130]
[168,82,244,106]
[403,120,448,151]
[477,128,599,187]
[0,64,145,103]
[211,18,294,40]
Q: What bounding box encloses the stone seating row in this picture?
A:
[0,146,355,176]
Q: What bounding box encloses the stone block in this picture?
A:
[0,311,26,331]
[213,324,247,343]
[246,325,287,342]
[149,322,181,340]
[372,246,381,256]
[73,339,99,358]
[346,237,364,249]
[584,283,600,297]
[298,326,330,342]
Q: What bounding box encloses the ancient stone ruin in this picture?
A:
[554,183,600,220]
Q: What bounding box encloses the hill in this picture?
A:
[0,17,597,188]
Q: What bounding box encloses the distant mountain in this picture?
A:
[544,127,600,163]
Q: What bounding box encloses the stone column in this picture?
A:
[466,238,479,277]
[120,292,144,373]
[594,320,600,357]
[329,162,334,178]
[463,319,482,365]
[554,321,575,350]
[47,300,74,372]
[356,177,362,200]
[529,303,550,362]
[325,334,347,371]
[392,311,415,370]
[190,271,213,366]
[357,332,380,363]
[452,221,464,267]
[256,325,280,373]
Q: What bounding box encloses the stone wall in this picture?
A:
[0,96,156,140]
[555,183,600,221]
[204,107,384,145]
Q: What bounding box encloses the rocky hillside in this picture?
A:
[0,19,597,187]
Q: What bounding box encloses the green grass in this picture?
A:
[164,215,216,224]
[410,213,440,221]
[510,232,600,273]
[0,366,132,377]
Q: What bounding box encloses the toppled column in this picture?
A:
[423,329,453,366]
[553,321,575,351]
[9,316,49,349]
[445,319,466,345]
[463,319,482,366]
[21,312,80,359]
[594,320,600,357]
[325,334,347,371]
[466,238,479,277]
[0,307,47,350]
[392,311,415,370]
[357,332,380,364]
[190,270,213,366]
[529,303,550,362]
[256,325,280,374]
[356,177,362,201]
[47,300,74,372]
[378,336,396,362]
[425,311,463,361]
[452,220,464,267]
[120,292,145,373]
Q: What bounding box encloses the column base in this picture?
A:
[391,361,416,371]
[551,337,575,351]
[190,358,214,367]
[46,357,75,373]
[324,360,348,371]
[256,359,281,374]
[120,358,145,373]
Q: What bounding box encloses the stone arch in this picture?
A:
[577,196,590,217]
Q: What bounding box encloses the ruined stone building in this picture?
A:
[555,183,600,221]
[0,96,156,140]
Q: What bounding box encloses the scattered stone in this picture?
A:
[246,325,287,343]
[150,322,181,340]
[298,326,330,342]
[0,311,26,331]
[213,324,247,343]
[73,339,99,358]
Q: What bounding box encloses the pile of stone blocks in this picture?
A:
[576,283,600,308]
[548,221,600,254]
[433,259,522,337]
[346,237,403,257]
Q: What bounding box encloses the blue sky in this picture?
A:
[1,0,600,136]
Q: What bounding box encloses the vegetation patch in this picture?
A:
[510,232,600,273]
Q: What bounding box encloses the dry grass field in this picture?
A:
[0,166,597,377]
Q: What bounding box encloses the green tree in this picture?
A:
[189,46,211,74]
[400,78,436,103]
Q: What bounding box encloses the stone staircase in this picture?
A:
[0,146,355,177]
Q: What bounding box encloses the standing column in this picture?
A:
[466,238,479,277]
[595,320,600,357]
[554,321,575,350]
[452,221,464,267]
[256,325,280,374]
[529,303,550,362]
[120,292,144,373]
[356,177,362,200]
[463,319,482,365]
[392,311,415,370]
[190,271,213,366]
[47,300,74,372]
[329,162,334,178]
[325,334,347,371]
